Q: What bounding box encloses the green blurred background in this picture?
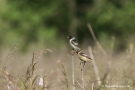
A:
[0,0,135,52]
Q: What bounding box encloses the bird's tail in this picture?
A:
[88,57,92,63]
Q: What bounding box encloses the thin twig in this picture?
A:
[61,63,69,90]
[76,70,85,90]
[81,70,85,90]
[71,54,75,90]
[77,81,84,89]
[87,23,107,56]
[92,82,94,90]
[44,75,47,90]
[2,44,18,68]
[88,46,101,86]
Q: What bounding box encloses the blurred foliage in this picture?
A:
[0,0,135,51]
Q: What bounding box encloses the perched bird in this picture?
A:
[67,36,81,51]
[75,50,92,68]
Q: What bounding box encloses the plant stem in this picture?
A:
[71,54,75,90]
[87,23,107,56]
[88,46,101,86]
[81,70,85,90]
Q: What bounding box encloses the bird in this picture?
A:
[74,49,92,68]
[67,36,81,51]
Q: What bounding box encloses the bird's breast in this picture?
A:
[78,54,90,62]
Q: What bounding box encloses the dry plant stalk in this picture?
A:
[1,68,15,90]
[43,75,47,90]
[0,45,19,89]
[92,82,94,90]
[77,70,85,90]
[81,70,85,90]
[1,67,20,90]
[77,81,85,90]
[61,63,69,90]
[20,53,39,90]
[87,23,107,56]
[1,44,18,69]
[71,54,75,90]
[88,46,101,86]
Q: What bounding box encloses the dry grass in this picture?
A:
[0,44,134,90]
[0,26,134,90]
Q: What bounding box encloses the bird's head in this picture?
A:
[67,36,74,40]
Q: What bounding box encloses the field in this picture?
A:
[0,0,135,90]
[0,42,134,90]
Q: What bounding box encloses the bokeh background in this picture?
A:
[0,0,135,52]
[0,0,135,90]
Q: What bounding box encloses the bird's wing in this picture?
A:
[80,52,88,57]
[71,40,79,47]
[80,52,92,60]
